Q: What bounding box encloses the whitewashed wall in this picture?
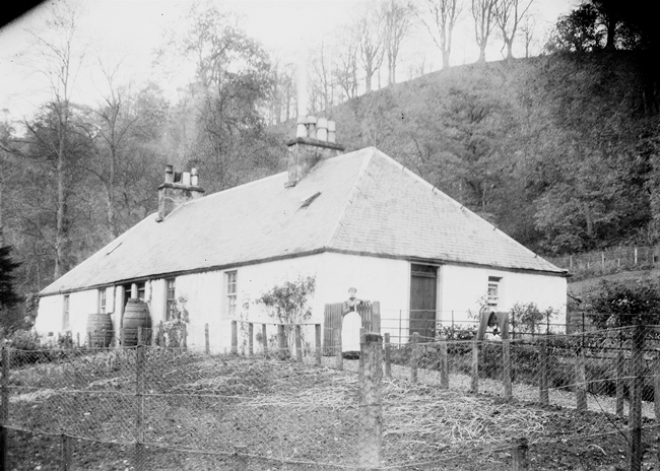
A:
[35,254,567,348]
[438,265,567,326]
[34,294,63,342]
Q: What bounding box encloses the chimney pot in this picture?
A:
[165,164,174,184]
[307,115,317,139]
[182,171,191,186]
[317,118,328,142]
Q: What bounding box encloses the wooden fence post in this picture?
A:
[411,332,420,384]
[248,323,254,357]
[234,445,248,471]
[231,321,238,355]
[0,425,6,471]
[182,323,188,351]
[359,334,383,470]
[575,347,587,412]
[137,326,143,347]
[60,433,72,471]
[539,338,549,404]
[471,340,479,394]
[76,332,80,348]
[1,346,9,471]
[616,344,625,418]
[277,324,287,360]
[158,321,164,348]
[512,437,529,471]
[205,323,210,354]
[335,329,343,370]
[315,324,322,366]
[295,325,303,363]
[502,338,512,400]
[262,324,268,357]
[439,335,449,389]
[135,343,145,471]
[630,319,645,471]
[654,353,660,459]
[384,333,392,379]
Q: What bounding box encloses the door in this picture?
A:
[409,264,437,340]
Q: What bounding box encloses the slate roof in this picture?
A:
[41,147,566,295]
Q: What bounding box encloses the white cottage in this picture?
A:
[35,119,567,351]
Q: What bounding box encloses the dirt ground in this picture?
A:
[5,353,659,471]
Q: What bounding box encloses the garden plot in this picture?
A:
[4,349,657,470]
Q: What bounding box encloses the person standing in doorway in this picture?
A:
[341,287,363,359]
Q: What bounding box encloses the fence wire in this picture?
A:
[2,324,660,470]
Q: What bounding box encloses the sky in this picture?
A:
[0,0,577,123]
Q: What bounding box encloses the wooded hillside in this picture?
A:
[305,51,660,257]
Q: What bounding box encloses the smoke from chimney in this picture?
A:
[297,52,310,118]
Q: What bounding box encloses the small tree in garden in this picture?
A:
[0,245,22,335]
[510,302,556,334]
[586,280,660,330]
[255,276,316,351]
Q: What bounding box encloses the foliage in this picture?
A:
[0,245,21,310]
[545,4,605,53]
[585,279,660,329]
[159,295,189,347]
[255,276,316,324]
[510,303,551,334]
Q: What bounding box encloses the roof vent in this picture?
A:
[300,191,321,209]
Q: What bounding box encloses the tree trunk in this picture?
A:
[478,44,487,63]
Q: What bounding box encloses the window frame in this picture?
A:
[487,276,502,310]
[98,288,107,314]
[63,294,70,331]
[226,271,237,318]
[166,278,177,321]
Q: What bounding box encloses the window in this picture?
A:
[137,282,146,301]
[487,277,501,310]
[98,289,107,313]
[226,271,237,318]
[166,278,177,320]
[63,295,70,330]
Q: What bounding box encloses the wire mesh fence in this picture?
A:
[3,322,660,470]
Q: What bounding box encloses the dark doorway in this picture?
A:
[410,264,437,340]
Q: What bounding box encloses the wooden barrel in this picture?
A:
[122,299,152,346]
[87,312,114,347]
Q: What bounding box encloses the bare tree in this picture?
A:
[357,9,386,93]
[471,0,497,63]
[310,41,335,112]
[91,61,139,239]
[519,14,536,58]
[494,0,534,59]
[382,0,415,85]
[419,0,465,69]
[333,41,359,101]
[27,1,84,278]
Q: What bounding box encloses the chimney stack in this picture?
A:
[157,165,205,222]
[286,115,344,188]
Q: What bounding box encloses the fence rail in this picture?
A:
[3,323,660,470]
[546,244,660,277]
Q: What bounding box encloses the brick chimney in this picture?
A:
[285,116,345,188]
[156,165,205,221]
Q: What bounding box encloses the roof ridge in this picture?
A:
[325,148,375,249]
